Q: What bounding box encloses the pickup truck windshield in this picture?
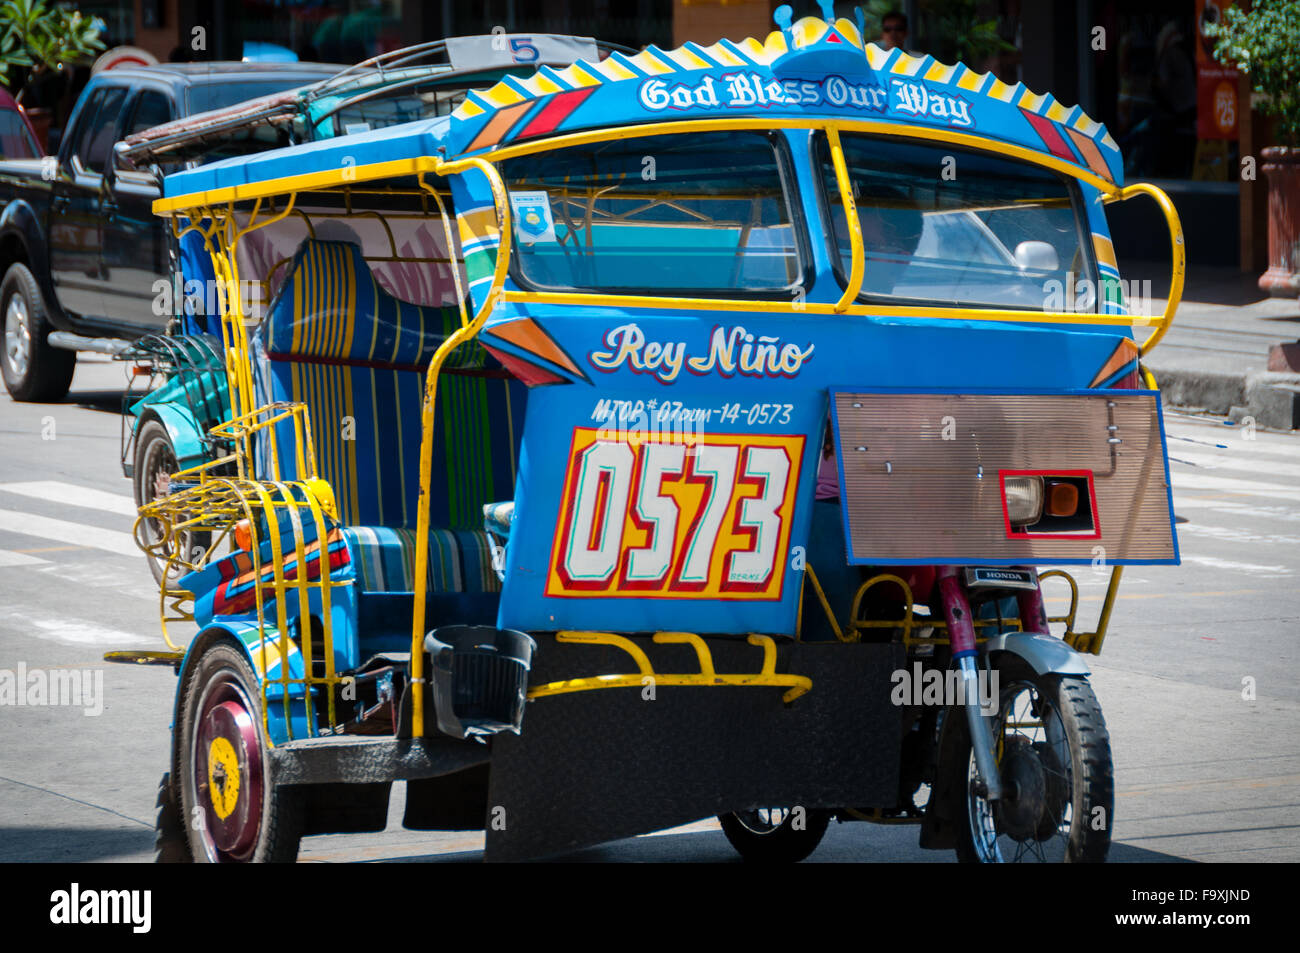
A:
[819,133,1094,311]
[187,81,317,115]
[503,131,803,296]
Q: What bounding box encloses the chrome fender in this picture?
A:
[982,631,1091,677]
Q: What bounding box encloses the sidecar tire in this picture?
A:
[179,641,302,863]
[719,808,830,863]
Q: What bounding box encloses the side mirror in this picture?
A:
[1014,240,1060,274]
[112,140,136,171]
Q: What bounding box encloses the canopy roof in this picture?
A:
[448,12,1121,186]
[160,11,1124,209]
[159,115,448,205]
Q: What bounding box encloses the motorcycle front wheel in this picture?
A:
[956,658,1113,862]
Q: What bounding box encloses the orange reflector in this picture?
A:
[233,519,252,552]
[1046,481,1079,517]
[132,365,154,377]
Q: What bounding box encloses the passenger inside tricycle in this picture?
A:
[129,10,1181,864]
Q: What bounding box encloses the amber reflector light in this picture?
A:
[1046,480,1080,517]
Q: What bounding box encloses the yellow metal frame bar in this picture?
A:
[1037,567,1123,655]
[136,470,349,743]
[802,564,845,642]
[1105,182,1184,356]
[406,155,512,738]
[153,156,442,215]
[824,126,863,312]
[526,631,812,704]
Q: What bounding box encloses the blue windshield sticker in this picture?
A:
[509,190,556,244]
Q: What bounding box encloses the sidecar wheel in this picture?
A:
[955,659,1113,863]
[134,420,210,585]
[178,641,302,863]
[719,807,830,863]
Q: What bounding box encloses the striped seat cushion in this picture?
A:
[343,525,499,594]
[250,239,525,533]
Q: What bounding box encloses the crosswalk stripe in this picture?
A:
[0,509,139,558]
[0,550,51,568]
[1178,554,1292,576]
[1168,449,1300,480]
[1170,472,1300,501]
[1178,523,1300,546]
[1171,497,1300,523]
[0,481,138,517]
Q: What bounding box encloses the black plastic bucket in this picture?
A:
[424,625,536,739]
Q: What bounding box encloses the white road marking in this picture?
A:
[639,817,723,837]
[1178,555,1292,576]
[1172,497,1300,523]
[1178,523,1300,546]
[0,509,139,557]
[0,480,137,517]
[0,550,51,568]
[1170,473,1300,501]
[1167,449,1300,480]
[0,608,158,647]
[26,617,157,647]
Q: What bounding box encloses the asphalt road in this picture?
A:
[1,356,1297,863]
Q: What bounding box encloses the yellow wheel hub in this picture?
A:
[207,736,241,820]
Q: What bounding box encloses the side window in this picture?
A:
[0,110,40,159]
[67,88,105,166]
[116,91,174,171]
[123,91,173,140]
[77,86,127,174]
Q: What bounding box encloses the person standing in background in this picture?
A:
[878,10,909,51]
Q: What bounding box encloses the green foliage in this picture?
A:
[917,0,1016,65]
[0,0,106,98]
[1206,0,1300,146]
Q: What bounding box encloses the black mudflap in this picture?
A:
[484,635,904,861]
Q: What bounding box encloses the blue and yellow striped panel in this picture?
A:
[252,240,526,530]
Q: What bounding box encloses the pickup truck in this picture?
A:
[0,61,338,402]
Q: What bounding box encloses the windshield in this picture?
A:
[503,131,804,296]
[186,80,316,115]
[326,87,471,135]
[819,133,1095,311]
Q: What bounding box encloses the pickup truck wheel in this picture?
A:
[1,262,75,402]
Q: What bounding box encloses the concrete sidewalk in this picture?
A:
[1128,261,1300,430]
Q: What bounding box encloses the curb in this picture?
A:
[1149,366,1300,430]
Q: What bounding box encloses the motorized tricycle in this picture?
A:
[116,4,1182,863]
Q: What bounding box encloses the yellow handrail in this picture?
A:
[1106,182,1184,356]
[826,126,863,312]
[406,156,513,738]
[526,631,812,704]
